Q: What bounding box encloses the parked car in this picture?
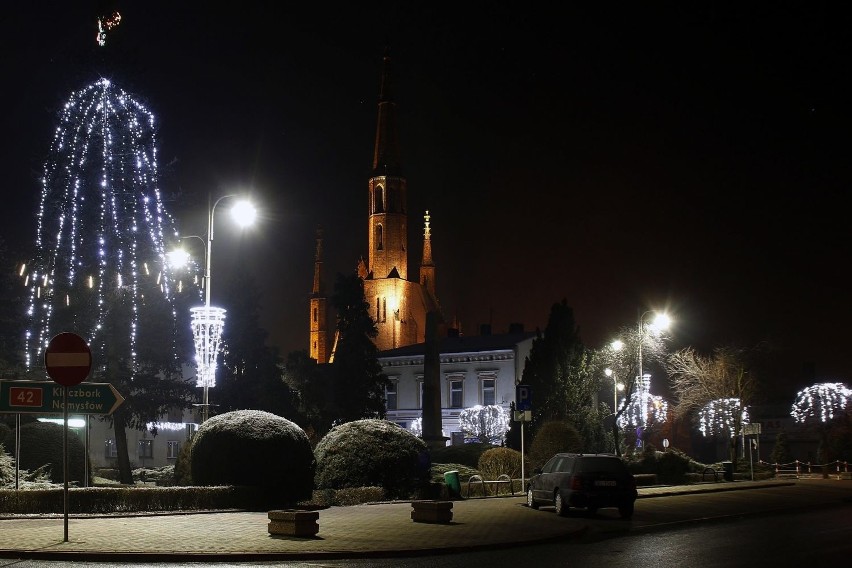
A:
[526,453,637,518]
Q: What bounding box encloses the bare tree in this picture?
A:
[667,346,757,469]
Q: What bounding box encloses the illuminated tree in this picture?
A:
[20,79,197,483]
[667,346,757,469]
[458,405,510,444]
[791,382,852,463]
[698,398,749,438]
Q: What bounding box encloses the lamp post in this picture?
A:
[172,194,256,422]
[604,367,625,413]
[634,310,670,445]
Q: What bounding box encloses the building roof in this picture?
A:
[378,331,537,359]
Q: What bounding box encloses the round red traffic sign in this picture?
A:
[44,332,92,387]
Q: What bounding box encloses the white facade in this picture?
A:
[379,331,535,444]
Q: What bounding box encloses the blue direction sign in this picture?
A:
[0,380,124,415]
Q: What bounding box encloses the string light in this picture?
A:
[458,404,510,443]
[791,382,851,423]
[23,78,189,374]
[698,398,749,437]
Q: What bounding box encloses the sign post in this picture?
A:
[44,332,92,544]
[515,385,532,494]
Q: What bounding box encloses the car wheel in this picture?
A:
[618,502,634,519]
[554,490,568,517]
[527,488,539,509]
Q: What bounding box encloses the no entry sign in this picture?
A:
[44,332,92,387]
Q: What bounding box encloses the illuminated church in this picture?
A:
[310,54,442,362]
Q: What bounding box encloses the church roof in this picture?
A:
[378,331,537,359]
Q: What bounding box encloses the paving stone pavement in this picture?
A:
[0,479,848,561]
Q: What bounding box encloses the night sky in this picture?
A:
[1,3,849,394]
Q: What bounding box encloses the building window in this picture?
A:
[376,224,383,250]
[313,307,318,323]
[167,441,180,460]
[482,377,496,406]
[138,439,154,459]
[104,439,118,459]
[416,377,424,408]
[374,186,384,213]
[449,379,463,408]
[385,380,398,410]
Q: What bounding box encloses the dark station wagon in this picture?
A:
[526,453,637,518]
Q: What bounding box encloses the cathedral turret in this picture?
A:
[309,226,328,363]
[420,210,436,298]
[368,53,408,281]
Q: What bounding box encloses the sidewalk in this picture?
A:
[0,479,848,561]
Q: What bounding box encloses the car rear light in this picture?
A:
[571,476,582,490]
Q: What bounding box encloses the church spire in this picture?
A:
[372,52,401,176]
[420,210,436,298]
[309,226,328,363]
[312,226,324,296]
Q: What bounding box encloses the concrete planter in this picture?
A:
[267,510,320,537]
[410,500,453,523]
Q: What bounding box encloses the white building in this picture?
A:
[378,327,535,445]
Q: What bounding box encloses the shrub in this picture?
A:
[314,419,429,499]
[2,421,89,484]
[430,442,496,468]
[190,410,314,507]
[528,420,583,470]
[0,423,10,443]
[655,448,693,484]
[429,463,480,484]
[477,447,527,480]
[173,437,193,486]
[0,444,13,486]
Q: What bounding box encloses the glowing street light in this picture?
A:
[605,367,625,413]
[174,194,257,422]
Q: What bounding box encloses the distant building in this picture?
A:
[378,326,535,444]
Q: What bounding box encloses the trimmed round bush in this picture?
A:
[314,419,429,499]
[477,447,527,480]
[190,410,314,504]
[529,420,583,470]
[430,442,496,468]
[2,421,89,483]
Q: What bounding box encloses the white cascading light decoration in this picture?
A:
[190,306,226,387]
[617,374,668,429]
[698,398,750,438]
[458,404,510,443]
[791,382,852,423]
[22,78,185,374]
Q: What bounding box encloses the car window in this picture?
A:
[576,457,628,474]
[541,456,559,473]
[557,457,574,473]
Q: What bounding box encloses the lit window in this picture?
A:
[449,379,463,408]
[138,439,153,459]
[482,377,496,406]
[167,441,180,460]
[385,381,398,410]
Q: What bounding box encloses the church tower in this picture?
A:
[361,53,442,351]
[309,226,328,363]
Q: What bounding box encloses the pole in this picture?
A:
[749,436,754,481]
[15,413,20,490]
[520,420,525,497]
[63,386,69,542]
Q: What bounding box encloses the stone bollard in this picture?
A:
[410,500,453,523]
[268,510,320,537]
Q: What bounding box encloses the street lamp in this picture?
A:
[172,194,257,422]
[604,367,624,413]
[637,311,670,395]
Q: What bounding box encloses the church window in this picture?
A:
[313,307,317,323]
[382,297,387,323]
[376,224,383,250]
[376,297,380,322]
[374,186,384,213]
